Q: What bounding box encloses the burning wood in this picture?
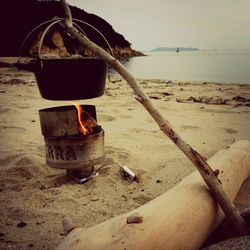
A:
[73,103,99,136]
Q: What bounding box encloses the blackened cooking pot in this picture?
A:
[15,18,111,100]
[17,57,107,100]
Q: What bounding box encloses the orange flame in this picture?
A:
[73,103,89,135]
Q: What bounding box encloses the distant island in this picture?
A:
[152,47,200,52]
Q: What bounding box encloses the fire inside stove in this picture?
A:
[39,105,104,180]
[74,103,99,136]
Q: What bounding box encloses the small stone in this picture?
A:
[162,92,172,96]
[105,90,112,96]
[35,221,44,225]
[40,185,46,190]
[127,213,143,224]
[149,95,161,100]
[90,196,99,202]
[214,169,220,176]
[156,179,162,183]
[17,221,27,228]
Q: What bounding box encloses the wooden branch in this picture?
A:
[60,0,249,235]
[56,140,250,250]
[61,0,72,27]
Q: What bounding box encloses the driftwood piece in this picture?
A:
[60,0,249,234]
[56,140,250,250]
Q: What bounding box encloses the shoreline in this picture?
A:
[0,67,250,249]
[1,56,250,86]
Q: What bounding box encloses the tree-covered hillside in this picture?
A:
[0,0,132,56]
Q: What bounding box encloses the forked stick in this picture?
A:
[60,0,249,235]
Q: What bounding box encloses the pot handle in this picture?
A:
[71,19,114,57]
[16,18,61,70]
[17,17,114,69]
[37,19,66,61]
[37,18,114,61]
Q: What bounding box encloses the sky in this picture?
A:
[67,0,250,51]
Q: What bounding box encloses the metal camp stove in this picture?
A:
[39,105,104,180]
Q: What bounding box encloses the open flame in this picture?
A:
[73,103,97,136]
[74,103,88,135]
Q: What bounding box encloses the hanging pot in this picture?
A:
[25,57,107,100]
[15,18,113,100]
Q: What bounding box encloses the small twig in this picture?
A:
[60,0,249,235]
[62,217,78,235]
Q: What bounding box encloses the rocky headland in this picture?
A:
[0,0,144,59]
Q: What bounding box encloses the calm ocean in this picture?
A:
[113,50,250,84]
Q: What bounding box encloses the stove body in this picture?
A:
[39,105,104,178]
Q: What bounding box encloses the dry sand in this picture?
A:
[0,65,250,249]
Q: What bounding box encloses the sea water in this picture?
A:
[112,50,250,84]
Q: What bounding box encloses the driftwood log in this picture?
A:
[56,140,250,250]
[60,0,249,234]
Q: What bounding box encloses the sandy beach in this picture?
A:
[0,64,250,249]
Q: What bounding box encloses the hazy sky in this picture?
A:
[67,0,250,51]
